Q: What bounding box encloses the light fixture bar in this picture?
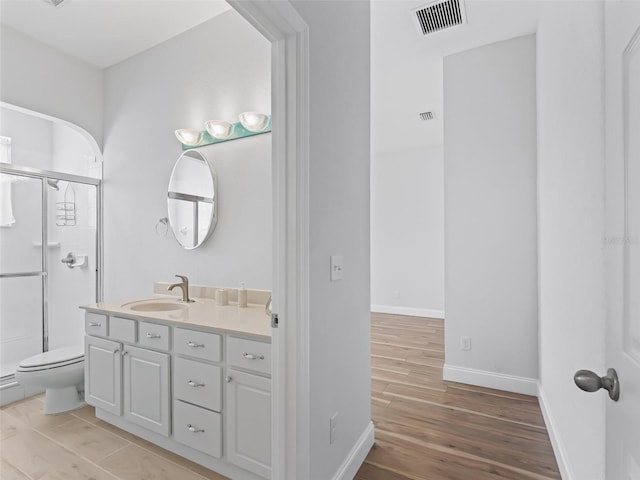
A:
[176,116,272,150]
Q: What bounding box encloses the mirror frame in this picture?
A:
[167,149,218,250]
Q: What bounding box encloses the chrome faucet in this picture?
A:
[167,275,195,303]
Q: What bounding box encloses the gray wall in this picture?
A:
[443,34,538,387]
[102,10,272,299]
[0,26,103,147]
[290,1,372,479]
[371,145,444,316]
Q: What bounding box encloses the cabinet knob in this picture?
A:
[146,333,161,339]
[225,376,233,383]
[242,352,264,360]
[187,380,205,388]
[187,341,205,348]
[121,350,129,357]
[187,424,205,433]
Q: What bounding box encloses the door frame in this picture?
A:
[225,2,310,479]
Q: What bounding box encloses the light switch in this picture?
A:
[330,255,343,281]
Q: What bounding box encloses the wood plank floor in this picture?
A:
[0,313,560,480]
[355,313,561,480]
[0,395,228,480]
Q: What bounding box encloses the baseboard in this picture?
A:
[442,364,538,396]
[331,421,375,480]
[537,383,574,480]
[371,305,444,319]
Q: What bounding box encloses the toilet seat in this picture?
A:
[17,346,84,372]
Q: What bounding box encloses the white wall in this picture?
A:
[443,35,538,392]
[102,10,271,301]
[370,44,445,317]
[536,3,606,478]
[0,26,103,147]
[289,2,372,479]
[370,145,444,316]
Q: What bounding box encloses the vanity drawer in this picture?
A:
[85,313,107,337]
[137,321,170,350]
[174,357,221,412]
[227,337,271,375]
[173,400,221,458]
[109,317,136,343]
[174,328,221,362]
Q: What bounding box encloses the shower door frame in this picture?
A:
[0,163,102,383]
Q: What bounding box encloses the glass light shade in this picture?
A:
[174,129,202,146]
[238,112,268,132]
[205,120,234,139]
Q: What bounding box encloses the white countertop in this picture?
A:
[81,294,272,340]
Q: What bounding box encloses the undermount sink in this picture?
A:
[122,299,189,312]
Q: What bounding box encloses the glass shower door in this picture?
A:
[0,175,45,381]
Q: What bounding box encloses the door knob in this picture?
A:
[574,368,620,401]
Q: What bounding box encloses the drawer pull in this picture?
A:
[146,332,161,339]
[242,352,264,360]
[187,341,205,348]
[88,322,101,327]
[187,424,205,433]
[187,380,205,388]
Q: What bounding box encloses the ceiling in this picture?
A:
[371,0,540,149]
[0,0,232,69]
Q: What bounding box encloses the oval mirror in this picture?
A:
[167,150,217,249]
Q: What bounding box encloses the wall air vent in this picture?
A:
[420,111,435,121]
[413,0,466,36]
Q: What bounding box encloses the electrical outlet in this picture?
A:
[460,336,471,351]
[330,412,338,444]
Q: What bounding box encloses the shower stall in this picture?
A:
[0,164,101,394]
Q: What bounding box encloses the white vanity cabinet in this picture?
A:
[84,315,171,437]
[225,336,272,477]
[85,335,122,415]
[122,345,170,436]
[83,310,271,480]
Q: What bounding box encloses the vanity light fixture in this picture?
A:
[205,120,234,140]
[238,112,269,132]
[174,129,202,147]
[175,113,271,150]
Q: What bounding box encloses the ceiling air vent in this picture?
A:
[413,0,466,36]
[41,0,68,7]
[419,112,435,121]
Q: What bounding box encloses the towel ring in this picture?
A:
[155,217,169,236]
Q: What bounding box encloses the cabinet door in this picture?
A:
[226,369,271,478]
[85,336,121,415]
[123,345,170,436]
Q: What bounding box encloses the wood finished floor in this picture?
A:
[0,313,560,480]
[355,313,561,480]
[0,395,228,480]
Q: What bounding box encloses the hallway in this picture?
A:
[356,313,560,480]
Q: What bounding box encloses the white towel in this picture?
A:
[0,174,16,227]
[0,137,15,227]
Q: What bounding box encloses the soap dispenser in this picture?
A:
[238,281,247,308]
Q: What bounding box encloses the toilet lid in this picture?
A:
[18,346,84,369]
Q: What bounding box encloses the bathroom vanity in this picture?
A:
[81,290,271,480]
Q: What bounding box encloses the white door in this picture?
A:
[605,4,640,479]
[123,345,170,436]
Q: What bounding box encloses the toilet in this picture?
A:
[15,346,85,414]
